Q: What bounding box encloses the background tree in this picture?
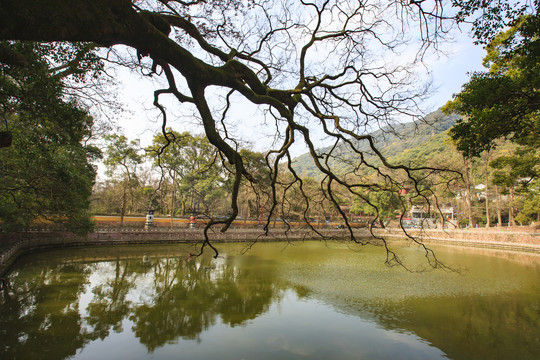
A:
[0,41,102,233]
[148,130,226,218]
[444,3,539,226]
[103,134,143,226]
[147,130,191,223]
[351,189,401,229]
[515,194,540,224]
[235,149,271,223]
[444,8,539,157]
[490,150,539,226]
[177,134,225,217]
[480,151,492,227]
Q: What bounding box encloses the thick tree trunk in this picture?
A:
[0,0,226,91]
[463,156,475,227]
[509,187,516,226]
[244,198,251,223]
[170,175,176,227]
[482,152,490,227]
[181,197,186,216]
[495,185,503,226]
[484,183,490,227]
[1,0,143,46]
[120,181,127,226]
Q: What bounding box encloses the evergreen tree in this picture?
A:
[0,42,102,233]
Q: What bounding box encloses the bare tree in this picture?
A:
[2,0,499,265]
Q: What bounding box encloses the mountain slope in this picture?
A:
[292,109,459,178]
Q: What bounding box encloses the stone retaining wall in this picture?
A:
[0,228,338,275]
[373,228,540,252]
[1,227,538,276]
[377,228,539,243]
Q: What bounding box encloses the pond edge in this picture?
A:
[1,228,538,276]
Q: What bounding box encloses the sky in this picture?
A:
[105,21,488,165]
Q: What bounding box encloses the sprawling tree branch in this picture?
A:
[1,0,485,264]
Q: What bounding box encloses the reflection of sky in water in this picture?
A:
[79,259,210,311]
[76,290,447,360]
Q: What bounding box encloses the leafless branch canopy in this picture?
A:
[1,0,463,263]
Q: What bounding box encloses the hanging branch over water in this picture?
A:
[2,0,525,266]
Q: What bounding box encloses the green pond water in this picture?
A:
[0,241,539,360]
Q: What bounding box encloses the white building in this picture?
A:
[408,205,456,229]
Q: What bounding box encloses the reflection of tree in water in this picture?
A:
[130,255,283,351]
[0,263,91,360]
[384,295,540,360]
[293,279,540,360]
[85,259,145,340]
[130,257,216,348]
[1,253,285,356]
[3,247,538,360]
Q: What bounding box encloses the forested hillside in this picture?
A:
[292,109,459,178]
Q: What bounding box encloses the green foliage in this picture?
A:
[146,130,190,176]
[351,189,401,226]
[237,149,272,212]
[238,148,270,186]
[444,10,540,158]
[444,7,539,225]
[104,134,142,179]
[515,192,540,223]
[451,0,531,44]
[102,134,143,221]
[0,42,101,233]
[391,130,453,168]
[147,129,225,215]
[176,134,225,214]
[490,148,539,188]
